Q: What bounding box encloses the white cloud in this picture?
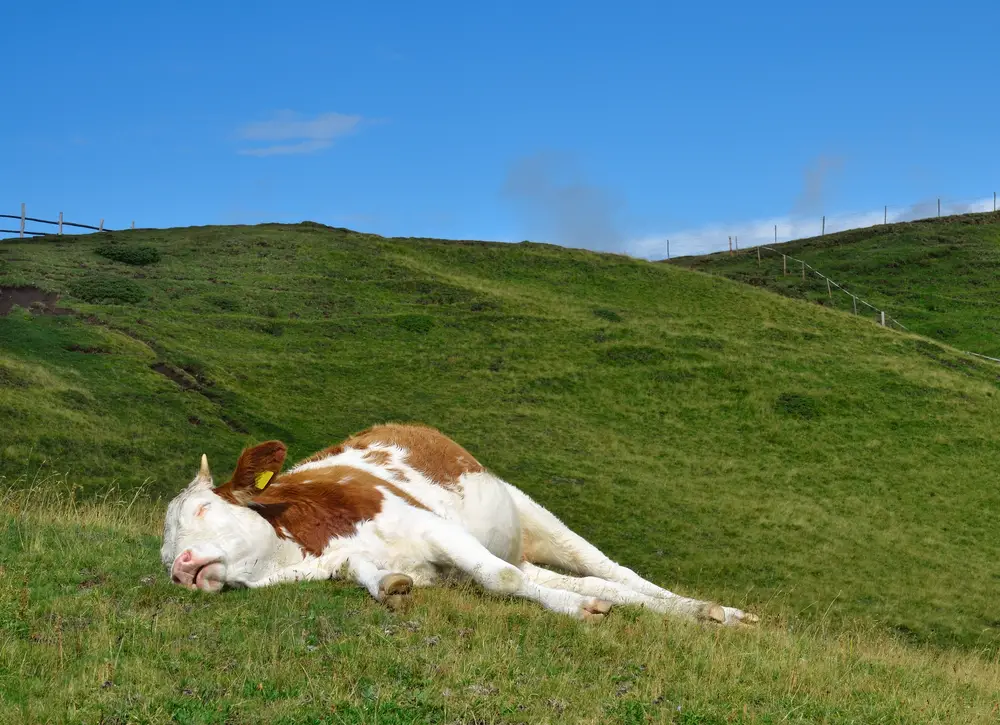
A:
[628,197,997,260]
[238,139,333,157]
[236,111,362,156]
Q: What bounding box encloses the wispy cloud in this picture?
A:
[236,111,363,156]
[792,155,844,218]
[628,197,997,260]
[502,151,623,252]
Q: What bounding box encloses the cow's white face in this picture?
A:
[161,455,295,591]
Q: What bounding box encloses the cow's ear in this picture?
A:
[225,441,287,506]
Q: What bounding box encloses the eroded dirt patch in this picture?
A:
[151,363,198,391]
[0,286,74,316]
[151,363,248,432]
[66,344,111,354]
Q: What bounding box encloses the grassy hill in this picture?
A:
[3,222,1000,721]
[668,211,1000,357]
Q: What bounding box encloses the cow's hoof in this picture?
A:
[379,573,413,611]
[699,602,727,624]
[582,598,612,622]
[383,594,409,612]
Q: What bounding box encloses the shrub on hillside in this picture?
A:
[775,392,821,420]
[592,308,623,322]
[598,344,665,366]
[69,274,145,305]
[395,314,435,334]
[96,243,161,266]
[204,294,240,312]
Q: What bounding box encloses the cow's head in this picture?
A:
[160,441,300,591]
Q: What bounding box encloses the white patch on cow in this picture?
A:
[161,471,304,589]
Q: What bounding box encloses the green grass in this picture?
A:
[4,479,1000,724]
[3,221,1000,720]
[669,211,1000,356]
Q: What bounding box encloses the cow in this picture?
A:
[161,424,758,625]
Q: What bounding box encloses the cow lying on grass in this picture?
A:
[161,424,758,625]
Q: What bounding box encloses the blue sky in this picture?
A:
[4,1,998,257]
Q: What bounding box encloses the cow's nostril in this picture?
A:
[179,550,192,563]
[172,573,181,584]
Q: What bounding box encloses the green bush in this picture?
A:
[775,391,821,420]
[95,243,161,266]
[204,294,240,312]
[593,307,623,322]
[598,344,665,366]
[395,314,435,334]
[69,274,145,305]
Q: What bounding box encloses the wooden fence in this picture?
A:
[0,203,134,238]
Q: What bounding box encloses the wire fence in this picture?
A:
[752,245,906,331]
[0,203,134,238]
[729,237,1000,366]
[659,191,999,262]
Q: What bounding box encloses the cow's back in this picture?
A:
[343,424,484,491]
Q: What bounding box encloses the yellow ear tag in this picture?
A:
[254,471,274,490]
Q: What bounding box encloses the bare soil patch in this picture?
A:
[0,286,73,316]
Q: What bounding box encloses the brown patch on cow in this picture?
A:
[362,449,392,466]
[345,424,484,490]
[213,440,288,506]
[247,466,430,556]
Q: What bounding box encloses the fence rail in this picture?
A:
[0,213,103,232]
[753,245,907,331]
[0,203,134,239]
[737,242,1000,366]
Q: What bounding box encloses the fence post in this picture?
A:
[666,239,669,260]
[58,212,63,235]
[801,260,805,280]
[884,205,887,225]
[880,310,886,326]
[827,277,832,299]
[131,221,135,230]
[994,192,996,212]
[774,224,777,244]
[728,236,732,255]
[99,219,104,232]
[20,203,25,238]
[735,235,738,251]
[756,246,760,266]
[937,199,941,217]
[853,295,857,315]
[822,215,825,235]
[782,255,787,275]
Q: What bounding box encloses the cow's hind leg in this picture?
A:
[505,485,758,626]
[521,563,744,623]
[424,522,612,621]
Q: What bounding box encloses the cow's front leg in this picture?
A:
[231,561,334,589]
[235,555,414,611]
[340,555,414,611]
